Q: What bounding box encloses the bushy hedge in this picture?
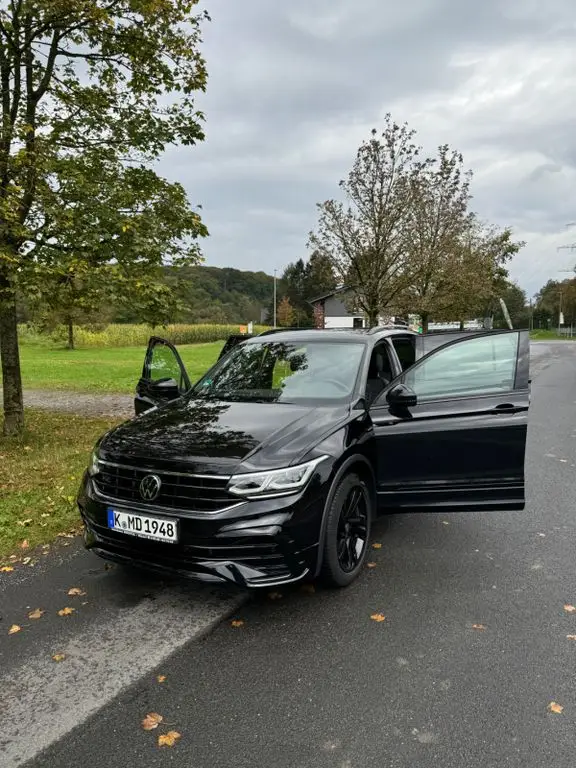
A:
[18,323,267,348]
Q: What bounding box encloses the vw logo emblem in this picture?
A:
[139,474,161,501]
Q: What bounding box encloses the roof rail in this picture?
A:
[257,326,316,337]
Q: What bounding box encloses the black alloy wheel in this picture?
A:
[336,484,369,573]
[320,472,372,587]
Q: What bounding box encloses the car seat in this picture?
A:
[366,349,393,404]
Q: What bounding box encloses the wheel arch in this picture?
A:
[313,453,376,578]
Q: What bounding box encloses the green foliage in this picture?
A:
[160,266,275,324]
[492,282,528,328]
[535,277,576,327]
[276,297,295,327]
[281,251,336,324]
[18,322,266,348]
[0,0,210,434]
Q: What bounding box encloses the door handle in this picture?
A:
[492,403,522,413]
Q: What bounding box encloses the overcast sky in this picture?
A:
[162,0,576,297]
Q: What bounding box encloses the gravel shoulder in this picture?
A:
[1,389,133,418]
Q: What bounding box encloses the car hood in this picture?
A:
[99,397,350,476]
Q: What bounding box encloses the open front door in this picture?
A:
[135,337,192,415]
[370,330,530,513]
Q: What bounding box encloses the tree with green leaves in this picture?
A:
[304,250,335,298]
[400,145,473,331]
[276,296,295,327]
[25,157,206,347]
[309,115,422,326]
[282,258,309,322]
[446,221,524,325]
[492,281,528,328]
[280,251,336,326]
[535,278,576,327]
[0,0,209,435]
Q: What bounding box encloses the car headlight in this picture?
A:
[227,456,328,498]
[88,447,100,477]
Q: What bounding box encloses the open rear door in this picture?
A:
[218,334,254,361]
[135,337,191,415]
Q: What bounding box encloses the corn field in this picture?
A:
[19,323,268,348]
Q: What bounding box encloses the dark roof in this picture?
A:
[307,286,349,304]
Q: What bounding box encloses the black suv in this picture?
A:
[78,327,530,589]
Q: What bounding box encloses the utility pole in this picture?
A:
[273,269,277,328]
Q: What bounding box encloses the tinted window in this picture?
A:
[148,343,186,392]
[192,341,366,403]
[391,337,416,371]
[403,333,519,400]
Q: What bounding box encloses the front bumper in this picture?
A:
[79,475,326,589]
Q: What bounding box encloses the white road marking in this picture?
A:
[0,586,245,767]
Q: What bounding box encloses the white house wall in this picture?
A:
[324,316,365,329]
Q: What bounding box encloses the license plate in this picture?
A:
[107,508,179,543]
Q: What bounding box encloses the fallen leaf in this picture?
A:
[17,519,33,527]
[472,624,487,631]
[442,521,450,526]
[372,543,382,549]
[20,540,29,550]
[157,675,167,683]
[9,624,21,635]
[57,607,75,616]
[567,635,576,640]
[22,557,31,565]
[267,591,283,601]
[28,608,44,620]
[0,566,14,573]
[52,653,66,662]
[564,605,576,613]
[104,563,115,571]
[230,619,245,628]
[370,613,386,623]
[142,713,163,731]
[548,702,564,714]
[300,583,315,594]
[67,587,86,596]
[158,731,181,747]
[367,562,377,568]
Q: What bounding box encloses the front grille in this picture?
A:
[86,520,307,584]
[93,461,238,513]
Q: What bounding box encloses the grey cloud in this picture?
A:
[159,0,576,296]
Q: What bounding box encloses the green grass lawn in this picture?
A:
[530,329,575,341]
[5,331,573,395]
[15,341,224,393]
[0,410,121,562]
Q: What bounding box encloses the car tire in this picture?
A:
[320,472,372,588]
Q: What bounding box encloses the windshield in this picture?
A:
[191,340,366,403]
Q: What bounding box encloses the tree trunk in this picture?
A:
[67,317,75,350]
[459,319,465,330]
[0,269,24,436]
[421,312,429,333]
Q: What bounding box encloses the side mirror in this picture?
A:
[150,377,180,399]
[386,383,417,408]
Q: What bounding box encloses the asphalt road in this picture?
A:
[2,341,576,768]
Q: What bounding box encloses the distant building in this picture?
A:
[308,287,406,329]
[308,287,365,329]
